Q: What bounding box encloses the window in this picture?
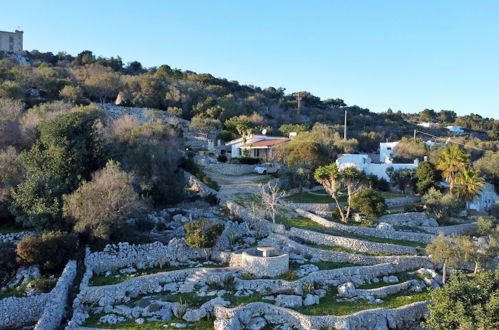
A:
[9,45,14,51]
[9,36,14,43]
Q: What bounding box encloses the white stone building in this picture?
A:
[467,183,498,212]
[225,134,290,159]
[379,142,400,163]
[336,142,418,181]
[0,30,23,53]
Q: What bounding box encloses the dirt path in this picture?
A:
[203,168,270,199]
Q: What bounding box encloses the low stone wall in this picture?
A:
[235,261,429,294]
[265,234,432,269]
[385,196,421,208]
[0,260,77,329]
[418,222,477,236]
[35,260,78,330]
[287,227,419,256]
[296,209,435,244]
[354,280,422,299]
[85,239,206,274]
[0,293,49,328]
[378,212,438,227]
[205,163,256,176]
[214,300,429,330]
[0,231,32,244]
[184,171,219,198]
[287,202,335,213]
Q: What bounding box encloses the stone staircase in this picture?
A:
[178,268,237,293]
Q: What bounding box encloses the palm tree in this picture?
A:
[455,168,485,202]
[436,145,469,192]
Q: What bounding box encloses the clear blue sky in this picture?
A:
[2,1,498,118]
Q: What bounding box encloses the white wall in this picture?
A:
[468,183,498,212]
[336,154,417,181]
[380,142,399,163]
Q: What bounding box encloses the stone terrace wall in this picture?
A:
[385,196,421,208]
[214,301,429,330]
[296,209,435,244]
[0,293,49,328]
[78,267,236,305]
[85,239,206,274]
[235,261,430,293]
[0,260,77,330]
[287,227,419,256]
[205,163,256,176]
[35,260,77,330]
[265,234,432,268]
[184,171,219,198]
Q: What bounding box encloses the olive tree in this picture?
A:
[64,161,143,241]
[314,164,365,223]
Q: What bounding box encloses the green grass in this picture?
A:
[223,292,274,307]
[290,261,358,271]
[0,224,24,234]
[284,192,342,204]
[275,214,425,248]
[379,191,406,198]
[234,192,261,207]
[305,242,392,256]
[284,190,405,204]
[90,263,228,286]
[0,277,57,299]
[83,314,214,329]
[293,288,430,316]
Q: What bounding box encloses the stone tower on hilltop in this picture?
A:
[0,30,23,53]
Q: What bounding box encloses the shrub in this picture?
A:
[217,154,227,163]
[367,174,390,192]
[281,271,298,280]
[0,242,17,286]
[64,161,144,241]
[184,219,224,249]
[155,222,167,231]
[16,231,76,272]
[351,189,387,219]
[422,187,462,219]
[203,193,219,205]
[31,278,57,293]
[238,157,260,165]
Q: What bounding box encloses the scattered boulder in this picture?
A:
[376,222,394,231]
[383,276,399,284]
[247,317,267,330]
[99,314,125,325]
[337,282,356,297]
[303,294,320,306]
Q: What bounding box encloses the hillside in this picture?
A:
[1,50,496,154]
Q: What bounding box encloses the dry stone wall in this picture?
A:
[214,300,429,330]
[0,260,77,330]
[85,239,206,274]
[35,260,77,330]
[287,227,419,256]
[296,209,435,244]
[264,234,432,268]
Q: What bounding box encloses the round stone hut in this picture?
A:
[240,246,289,278]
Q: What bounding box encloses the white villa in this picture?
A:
[225,134,290,159]
[336,141,419,181]
[467,183,498,212]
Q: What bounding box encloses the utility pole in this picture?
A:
[295,93,302,120]
[413,129,417,142]
[344,109,348,140]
